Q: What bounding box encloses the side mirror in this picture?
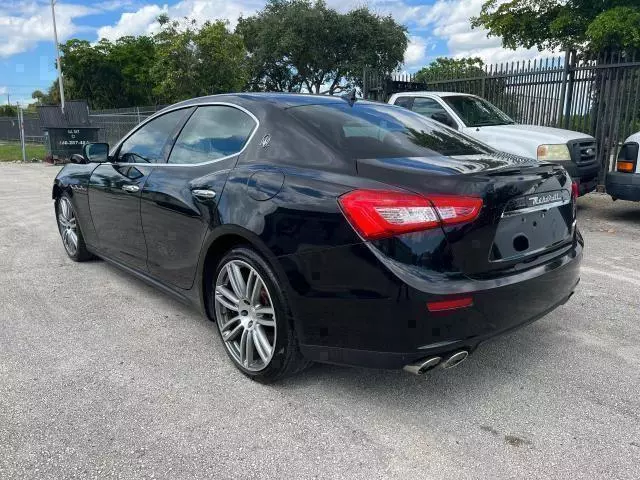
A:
[431,112,457,129]
[83,143,110,163]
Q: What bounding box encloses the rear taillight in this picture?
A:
[571,181,579,200]
[338,189,482,240]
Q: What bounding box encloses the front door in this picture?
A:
[141,105,258,289]
[89,164,152,270]
[88,108,191,270]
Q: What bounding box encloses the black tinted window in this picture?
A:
[443,96,514,127]
[412,98,448,117]
[289,103,492,159]
[393,97,413,109]
[168,106,256,164]
[118,109,188,163]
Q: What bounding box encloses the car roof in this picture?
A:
[391,91,476,98]
[168,92,382,109]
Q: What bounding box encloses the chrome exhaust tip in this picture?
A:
[440,350,469,369]
[403,356,442,375]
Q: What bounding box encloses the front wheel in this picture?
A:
[56,193,92,262]
[212,247,309,382]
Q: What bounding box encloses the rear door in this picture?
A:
[141,104,258,289]
[88,108,190,270]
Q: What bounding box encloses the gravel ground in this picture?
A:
[1,163,639,480]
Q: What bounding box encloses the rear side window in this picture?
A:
[393,96,413,109]
[168,106,256,165]
[412,97,447,117]
[288,102,492,159]
[118,109,188,163]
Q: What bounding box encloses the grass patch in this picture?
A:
[0,142,47,162]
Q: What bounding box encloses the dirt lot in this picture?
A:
[1,163,639,479]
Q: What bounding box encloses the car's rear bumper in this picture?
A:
[606,171,640,202]
[280,238,582,369]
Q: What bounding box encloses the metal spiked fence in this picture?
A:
[364,51,640,183]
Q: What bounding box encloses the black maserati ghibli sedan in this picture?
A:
[53,93,582,382]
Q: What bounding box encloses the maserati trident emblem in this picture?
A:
[260,134,271,148]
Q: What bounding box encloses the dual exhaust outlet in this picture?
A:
[403,350,469,375]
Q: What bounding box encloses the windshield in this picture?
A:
[287,102,494,159]
[443,96,514,127]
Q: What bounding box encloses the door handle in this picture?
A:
[122,184,140,193]
[192,189,216,201]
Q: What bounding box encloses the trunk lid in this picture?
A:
[356,153,575,277]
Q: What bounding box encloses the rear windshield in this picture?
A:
[287,102,493,159]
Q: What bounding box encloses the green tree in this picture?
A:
[59,39,123,108]
[471,0,640,53]
[58,36,157,108]
[414,57,485,83]
[0,105,17,116]
[33,77,72,105]
[586,7,640,52]
[109,36,158,105]
[237,0,407,94]
[31,90,45,104]
[151,17,247,103]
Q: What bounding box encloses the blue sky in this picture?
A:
[0,0,549,106]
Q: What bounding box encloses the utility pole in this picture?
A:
[17,103,27,163]
[50,0,65,112]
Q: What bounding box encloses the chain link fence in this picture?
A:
[89,105,167,145]
[0,105,167,147]
[0,114,45,144]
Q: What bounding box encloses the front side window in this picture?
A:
[443,95,514,127]
[168,106,256,165]
[288,102,493,159]
[118,109,188,163]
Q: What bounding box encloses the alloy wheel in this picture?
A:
[58,197,78,256]
[214,260,277,371]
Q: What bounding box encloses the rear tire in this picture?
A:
[212,246,310,383]
[56,193,92,262]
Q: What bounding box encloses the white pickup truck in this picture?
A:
[388,91,600,195]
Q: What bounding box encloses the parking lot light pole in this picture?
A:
[50,0,65,112]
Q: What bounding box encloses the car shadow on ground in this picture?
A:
[275,322,557,404]
[578,196,640,221]
[598,205,640,222]
[96,253,562,405]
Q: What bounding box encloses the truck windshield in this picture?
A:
[287,102,493,159]
[443,96,515,127]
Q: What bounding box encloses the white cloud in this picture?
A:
[0,2,97,58]
[421,0,560,65]
[96,4,168,40]
[404,36,428,67]
[97,0,266,41]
